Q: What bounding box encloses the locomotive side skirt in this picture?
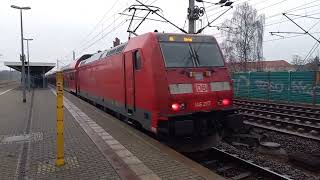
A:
[78,90,152,130]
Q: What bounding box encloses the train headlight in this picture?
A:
[169,84,193,94]
[210,82,231,91]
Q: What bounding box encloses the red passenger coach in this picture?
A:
[62,54,92,93]
[60,32,242,151]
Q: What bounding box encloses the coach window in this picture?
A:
[134,50,142,70]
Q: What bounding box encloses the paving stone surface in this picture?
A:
[27,89,121,180]
[0,87,221,180]
[0,89,121,180]
[0,88,31,180]
[64,92,207,180]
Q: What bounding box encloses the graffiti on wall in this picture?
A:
[233,75,319,96]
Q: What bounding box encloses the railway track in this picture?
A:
[187,147,291,180]
[0,80,18,88]
[234,99,320,141]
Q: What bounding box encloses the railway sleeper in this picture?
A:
[289,152,320,171]
[230,172,252,180]
[223,131,267,148]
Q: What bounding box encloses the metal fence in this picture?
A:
[232,71,320,105]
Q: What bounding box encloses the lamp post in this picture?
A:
[24,38,33,91]
[11,5,31,103]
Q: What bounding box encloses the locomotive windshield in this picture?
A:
[160,42,224,68]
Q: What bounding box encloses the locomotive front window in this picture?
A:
[160,42,224,68]
[191,43,224,67]
[160,43,194,67]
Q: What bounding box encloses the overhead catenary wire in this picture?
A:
[285,13,320,20]
[263,32,320,42]
[58,0,320,63]
[63,0,154,61]
[308,19,320,32]
[81,0,320,49]
[75,0,136,52]
[208,0,320,65]
[187,0,320,41]
[76,0,119,47]
[77,0,159,55]
[265,10,320,27]
[82,0,156,42]
[214,1,320,40]
[120,13,167,23]
[213,1,320,61]
[201,0,310,38]
[77,14,126,51]
[303,40,320,62]
[207,0,320,29]
[56,0,133,62]
[78,20,128,55]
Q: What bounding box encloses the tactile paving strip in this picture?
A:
[36,156,80,175]
[0,132,43,145]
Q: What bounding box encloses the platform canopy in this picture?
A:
[4,61,55,74]
[4,61,56,88]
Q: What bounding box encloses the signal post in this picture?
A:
[55,71,65,166]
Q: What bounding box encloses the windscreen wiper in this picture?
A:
[188,45,197,67]
[190,45,200,67]
[193,50,200,67]
[179,49,194,67]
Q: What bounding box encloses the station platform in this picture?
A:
[0,85,224,180]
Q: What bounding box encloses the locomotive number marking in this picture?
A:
[194,101,211,108]
[195,83,208,93]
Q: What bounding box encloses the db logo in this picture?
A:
[195,83,208,93]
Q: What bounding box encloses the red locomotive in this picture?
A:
[48,32,242,152]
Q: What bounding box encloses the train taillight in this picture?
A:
[171,103,185,111]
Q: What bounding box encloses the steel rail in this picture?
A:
[237,111,320,141]
[241,112,320,130]
[234,99,320,141]
[242,112,320,140]
[209,147,292,180]
[236,102,320,118]
[239,107,320,124]
[234,99,320,112]
[243,119,320,141]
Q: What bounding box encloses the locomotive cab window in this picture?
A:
[134,50,142,70]
[160,42,224,68]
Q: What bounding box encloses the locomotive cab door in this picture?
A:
[124,49,142,115]
[76,71,80,95]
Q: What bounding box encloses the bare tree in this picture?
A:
[291,55,304,65]
[221,3,265,72]
[221,41,237,72]
[291,55,304,71]
[303,56,319,71]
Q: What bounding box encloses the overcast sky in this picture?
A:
[0,0,319,70]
